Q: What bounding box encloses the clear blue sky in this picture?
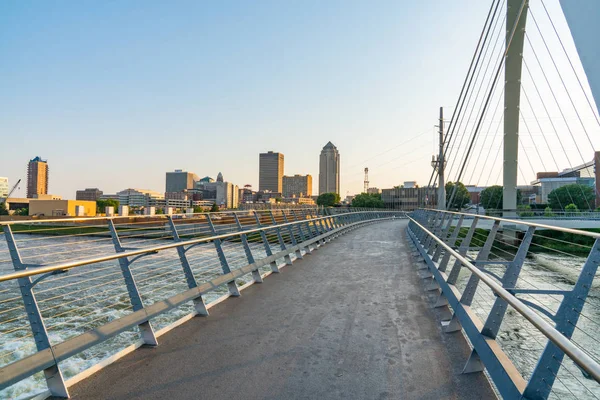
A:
[1,0,596,199]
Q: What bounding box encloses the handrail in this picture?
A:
[0,212,396,283]
[408,215,600,383]
[0,207,319,226]
[420,208,600,239]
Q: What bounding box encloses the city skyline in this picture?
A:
[1,1,599,200]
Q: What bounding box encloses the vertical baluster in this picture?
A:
[232,213,262,283]
[268,210,292,265]
[166,216,209,315]
[107,220,159,346]
[254,211,280,273]
[291,209,311,254]
[3,225,70,398]
[206,214,240,296]
[281,212,303,260]
[524,238,600,399]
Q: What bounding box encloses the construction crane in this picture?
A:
[1,179,21,204]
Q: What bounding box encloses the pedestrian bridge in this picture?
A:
[0,209,599,399]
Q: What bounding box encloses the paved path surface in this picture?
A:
[70,220,495,400]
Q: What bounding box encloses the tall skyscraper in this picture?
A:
[319,142,340,195]
[27,156,49,198]
[259,151,284,192]
[283,174,312,198]
[166,170,199,192]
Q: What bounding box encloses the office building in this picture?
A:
[283,174,312,198]
[319,142,340,195]
[27,156,49,198]
[195,173,239,208]
[0,177,8,198]
[117,188,164,207]
[381,186,436,211]
[367,187,381,194]
[166,170,199,193]
[76,188,103,201]
[259,151,284,193]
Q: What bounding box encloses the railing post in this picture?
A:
[438,215,465,273]
[254,211,280,272]
[166,217,209,315]
[2,225,70,398]
[107,220,159,346]
[232,213,262,282]
[206,214,240,296]
[291,210,311,254]
[462,225,536,375]
[432,215,454,262]
[481,226,536,338]
[318,218,331,243]
[281,212,303,260]
[269,210,293,265]
[524,238,600,399]
[460,220,500,306]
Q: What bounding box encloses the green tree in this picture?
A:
[445,182,470,210]
[155,208,164,215]
[210,203,219,212]
[0,202,8,216]
[565,203,579,216]
[480,185,503,210]
[193,206,205,213]
[352,193,384,208]
[316,192,341,207]
[548,184,594,210]
[479,185,524,210]
[15,208,29,216]
[544,206,554,217]
[96,199,120,213]
[518,205,534,217]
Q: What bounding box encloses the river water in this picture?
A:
[0,235,599,399]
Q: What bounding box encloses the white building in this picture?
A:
[0,177,8,198]
[117,188,165,207]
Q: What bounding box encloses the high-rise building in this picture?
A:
[283,174,312,198]
[259,151,284,193]
[27,156,49,198]
[319,142,340,195]
[165,170,199,193]
[0,177,8,198]
[76,188,103,201]
[195,180,239,208]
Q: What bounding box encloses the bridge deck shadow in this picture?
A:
[69,220,494,400]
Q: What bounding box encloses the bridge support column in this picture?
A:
[503,0,529,218]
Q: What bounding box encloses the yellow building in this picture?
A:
[29,200,97,217]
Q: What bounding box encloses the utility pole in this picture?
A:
[438,107,446,210]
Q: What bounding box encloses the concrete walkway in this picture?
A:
[70,220,494,400]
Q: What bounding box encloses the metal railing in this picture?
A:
[408,209,600,400]
[0,208,404,399]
